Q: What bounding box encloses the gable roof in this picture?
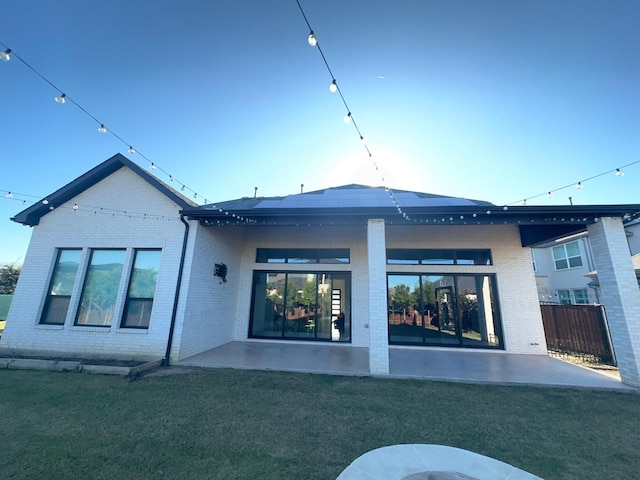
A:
[11,153,198,226]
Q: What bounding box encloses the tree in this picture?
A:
[0,263,21,294]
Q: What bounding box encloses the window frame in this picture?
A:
[256,248,350,264]
[386,249,492,266]
[39,248,83,325]
[74,249,127,327]
[552,241,583,271]
[120,249,162,329]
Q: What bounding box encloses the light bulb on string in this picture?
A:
[6,192,12,198]
[54,93,66,104]
[73,203,78,210]
[547,192,552,199]
[98,124,107,133]
[307,31,317,46]
[616,168,625,176]
[128,146,136,154]
[329,80,337,93]
[150,163,156,170]
[576,182,583,189]
[343,112,352,123]
[0,49,11,61]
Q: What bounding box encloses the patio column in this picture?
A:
[367,218,389,375]
[587,217,640,387]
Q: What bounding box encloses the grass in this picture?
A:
[1,368,638,480]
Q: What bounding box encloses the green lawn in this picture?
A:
[1,368,638,480]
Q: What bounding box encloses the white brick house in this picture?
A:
[3,153,640,386]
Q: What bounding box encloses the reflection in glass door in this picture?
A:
[388,273,502,348]
[249,271,350,342]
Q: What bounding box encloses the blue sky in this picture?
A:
[1,0,639,264]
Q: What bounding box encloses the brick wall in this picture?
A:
[588,217,640,387]
[0,167,186,360]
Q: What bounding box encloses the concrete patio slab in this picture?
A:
[175,341,636,391]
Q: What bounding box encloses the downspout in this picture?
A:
[163,214,190,366]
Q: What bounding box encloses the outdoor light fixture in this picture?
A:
[214,263,228,283]
[329,79,337,92]
[128,146,136,154]
[150,162,156,170]
[54,93,67,104]
[344,112,352,123]
[0,49,11,61]
[98,124,107,133]
[307,31,317,46]
[576,182,583,189]
[616,168,625,176]
[547,192,552,199]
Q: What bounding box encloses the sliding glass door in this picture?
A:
[388,274,502,348]
[250,271,350,342]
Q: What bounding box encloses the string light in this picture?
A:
[307,31,317,46]
[98,124,107,133]
[128,146,136,154]
[576,182,583,189]
[54,93,66,104]
[329,80,337,93]
[508,160,640,206]
[0,48,11,61]
[150,162,156,170]
[343,112,351,123]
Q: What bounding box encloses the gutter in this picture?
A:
[163,214,190,366]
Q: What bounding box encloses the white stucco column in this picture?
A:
[367,219,389,375]
[587,217,640,387]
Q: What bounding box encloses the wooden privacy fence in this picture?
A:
[540,304,616,366]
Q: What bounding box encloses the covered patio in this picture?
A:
[175,341,632,391]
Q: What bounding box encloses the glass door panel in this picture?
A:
[283,273,316,339]
[458,275,501,347]
[328,273,350,342]
[250,272,286,338]
[388,275,422,344]
[423,275,459,346]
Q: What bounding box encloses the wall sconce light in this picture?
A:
[214,263,227,283]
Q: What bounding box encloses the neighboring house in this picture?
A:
[2,153,640,386]
[533,218,640,304]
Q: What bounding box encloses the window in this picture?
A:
[557,288,589,305]
[557,289,572,304]
[552,241,583,270]
[256,248,349,264]
[573,289,589,304]
[121,250,162,328]
[75,250,126,327]
[387,273,502,348]
[249,271,351,342]
[387,249,492,266]
[40,249,82,325]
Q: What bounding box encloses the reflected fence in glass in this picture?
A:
[387,274,502,348]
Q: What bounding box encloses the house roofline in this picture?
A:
[11,153,197,226]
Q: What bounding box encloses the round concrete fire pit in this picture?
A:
[336,444,543,480]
